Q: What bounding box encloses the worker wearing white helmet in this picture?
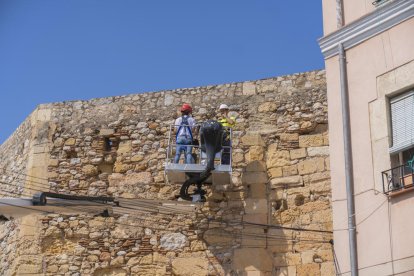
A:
[218,104,235,128]
[218,104,236,165]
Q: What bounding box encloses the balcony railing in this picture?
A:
[382,163,414,195]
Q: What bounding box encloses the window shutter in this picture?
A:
[390,91,414,154]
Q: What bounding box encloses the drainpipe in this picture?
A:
[338,42,359,276]
[336,0,345,28]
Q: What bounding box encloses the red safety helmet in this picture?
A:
[180,103,193,113]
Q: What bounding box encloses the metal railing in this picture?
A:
[165,123,232,167]
[382,163,414,194]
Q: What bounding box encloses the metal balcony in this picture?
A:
[382,163,414,195]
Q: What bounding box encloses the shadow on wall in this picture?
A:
[198,160,289,275]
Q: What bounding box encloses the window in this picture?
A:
[390,90,414,165]
[382,90,414,194]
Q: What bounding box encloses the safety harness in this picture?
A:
[176,115,193,141]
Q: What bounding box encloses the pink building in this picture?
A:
[319,0,414,275]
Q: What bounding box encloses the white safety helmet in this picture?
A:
[219,104,229,110]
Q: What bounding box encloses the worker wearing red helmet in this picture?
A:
[174,103,196,164]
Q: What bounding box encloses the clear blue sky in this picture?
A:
[0,0,324,144]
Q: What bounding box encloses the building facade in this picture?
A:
[319,0,414,275]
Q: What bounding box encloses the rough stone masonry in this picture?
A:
[0,69,334,275]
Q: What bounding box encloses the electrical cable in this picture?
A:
[0,174,335,235]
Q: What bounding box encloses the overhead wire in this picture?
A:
[0,199,331,245]
[0,171,335,235]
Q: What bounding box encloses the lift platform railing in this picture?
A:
[382,163,414,194]
[165,123,233,168]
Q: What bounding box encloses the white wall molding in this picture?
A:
[319,0,414,58]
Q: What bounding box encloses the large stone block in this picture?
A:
[242,226,267,247]
[290,148,307,159]
[172,257,209,276]
[244,198,268,214]
[160,233,187,250]
[280,133,299,142]
[203,229,235,246]
[243,213,268,224]
[268,167,283,178]
[282,165,298,176]
[242,172,268,185]
[266,149,290,169]
[247,182,267,199]
[271,175,303,188]
[241,132,265,146]
[246,160,267,172]
[307,146,329,157]
[99,129,115,136]
[233,248,273,273]
[297,158,325,175]
[246,146,264,162]
[299,134,324,147]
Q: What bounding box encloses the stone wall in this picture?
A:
[0,69,334,275]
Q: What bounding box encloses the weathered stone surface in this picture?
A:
[172,257,209,276]
[203,229,235,246]
[268,167,283,178]
[297,263,321,276]
[243,82,256,95]
[92,268,128,276]
[307,146,329,157]
[245,146,264,162]
[111,256,125,266]
[245,160,267,172]
[271,175,303,187]
[242,172,268,185]
[299,134,324,147]
[280,133,299,142]
[233,248,273,273]
[297,158,325,175]
[282,165,298,176]
[82,164,98,176]
[99,252,111,262]
[320,262,335,276]
[241,132,264,146]
[266,148,290,169]
[117,141,132,154]
[290,148,307,159]
[99,129,115,136]
[258,102,278,112]
[159,233,187,251]
[244,198,268,214]
[64,138,76,146]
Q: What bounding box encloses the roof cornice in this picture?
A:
[319,0,414,59]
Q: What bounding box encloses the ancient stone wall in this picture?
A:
[0,69,334,275]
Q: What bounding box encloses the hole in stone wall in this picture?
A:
[294,194,305,206]
[104,137,113,152]
[274,199,287,211]
[98,163,114,174]
[66,151,78,159]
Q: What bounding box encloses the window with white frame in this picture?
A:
[390,90,414,168]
